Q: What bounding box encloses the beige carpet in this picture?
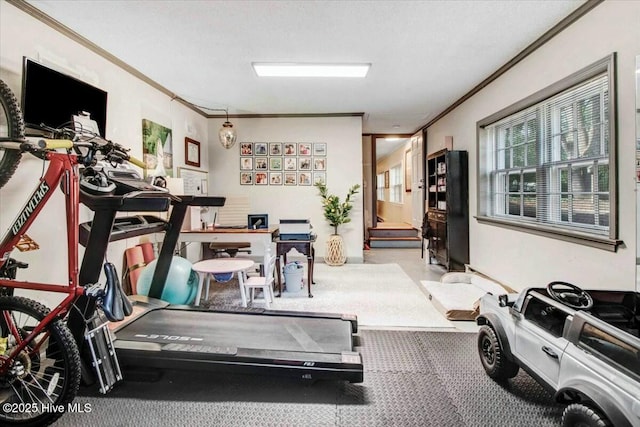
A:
[267,263,454,329]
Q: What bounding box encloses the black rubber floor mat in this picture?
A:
[56,330,562,426]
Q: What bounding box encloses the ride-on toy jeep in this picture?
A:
[476,281,640,427]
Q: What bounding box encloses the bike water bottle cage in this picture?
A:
[80,167,116,195]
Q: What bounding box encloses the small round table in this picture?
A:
[192,259,255,307]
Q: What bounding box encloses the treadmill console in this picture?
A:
[99,161,168,195]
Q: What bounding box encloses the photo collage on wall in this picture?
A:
[240,142,327,186]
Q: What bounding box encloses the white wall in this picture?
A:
[207,116,364,263]
[427,1,640,290]
[0,3,210,307]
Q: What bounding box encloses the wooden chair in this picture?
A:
[243,251,277,308]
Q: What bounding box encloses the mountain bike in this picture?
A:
[0,79,139,426]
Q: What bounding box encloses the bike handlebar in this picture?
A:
[29,131,145,170]
[38,139,74,150]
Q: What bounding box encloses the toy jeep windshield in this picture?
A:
[476,282,640,427]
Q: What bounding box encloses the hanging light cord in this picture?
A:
[172,95,230,119]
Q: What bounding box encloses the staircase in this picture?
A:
[368,222,422,248]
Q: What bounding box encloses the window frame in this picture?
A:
[476,54,620,251]
[388,164,403,203]
[376,172,385,201]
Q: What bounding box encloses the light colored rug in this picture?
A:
[267,263,455,329]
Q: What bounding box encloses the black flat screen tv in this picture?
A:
[21,58,108,136]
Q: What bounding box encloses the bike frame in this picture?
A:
[0,150,82,374]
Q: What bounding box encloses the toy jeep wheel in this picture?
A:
[478,325,519,380]
[562,403,610,427]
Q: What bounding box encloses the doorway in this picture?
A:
[364,133,424,245]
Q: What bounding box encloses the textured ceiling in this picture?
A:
[27,0,585,134]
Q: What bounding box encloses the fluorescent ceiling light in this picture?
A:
[385,137,404,141]
[252,63,370,78]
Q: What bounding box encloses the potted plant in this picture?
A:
[315,182,360,265]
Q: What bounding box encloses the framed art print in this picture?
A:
[270,172,283,185]
[284,172,297,185]
[299,157,312,171]
[240,142,253,156]
[254,142,268,155]
[269,157,282,171]
[298,143,312,156]
[269,142,282,156]
[314,158,326,170]
[284,157,297,171]
[185,137,200,167]
[284,143,296,156]
[313,172,326,185]
[298,172,312,186]
[255,157,268,170]
[255,172,268,185]
[313,143,326,156]
[240,172,253,185]
[240,157,253,170]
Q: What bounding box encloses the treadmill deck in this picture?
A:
[114,304,363,383]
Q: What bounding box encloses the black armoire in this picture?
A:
[426,149,469,271]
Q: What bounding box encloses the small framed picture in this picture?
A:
[240,157,253,170]
[269,142,283,156]
[313,172,326,185]
[298,172,312,186]
[384,170,390,188]
[240,172,253,185]
[284,143,296,156]
[284,157,297,171]
[298,143,312,156]
[185,137,200,167]
[313,158,326,171]
[269,157,282,171]
[248,214,269,230]
[240,143,253,156]
[254,143,268,155]
[255,157,268,170]
[313,143,326,156]
[284,172,297,186]
[298,157,312,171]
[270,172,283,185]
[255,172,268,185]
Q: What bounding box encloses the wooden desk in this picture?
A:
[192,258,255,307]
[275,237,316,298]
[179,226,278,259]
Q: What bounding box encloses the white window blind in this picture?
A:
[477,55,617,250]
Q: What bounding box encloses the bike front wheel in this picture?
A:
[0,296,81,426]
[0,79,24,189]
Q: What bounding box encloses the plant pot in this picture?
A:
[325,234,346,266]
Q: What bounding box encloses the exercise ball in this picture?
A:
[136,257,199,305]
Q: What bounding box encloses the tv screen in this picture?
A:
[21,58,108,136]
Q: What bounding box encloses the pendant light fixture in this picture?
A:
[218,109,237,149]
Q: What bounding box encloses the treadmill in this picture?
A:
[69,184,363,383]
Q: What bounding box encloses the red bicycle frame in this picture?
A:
[0,149,83,373]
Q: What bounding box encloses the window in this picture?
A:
[389,164,403,203]
[477,55,618,251]
[376,172,385,201]
[523,296,569,338]
[578,323,640,380]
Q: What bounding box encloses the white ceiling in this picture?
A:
[27,0,585,134]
